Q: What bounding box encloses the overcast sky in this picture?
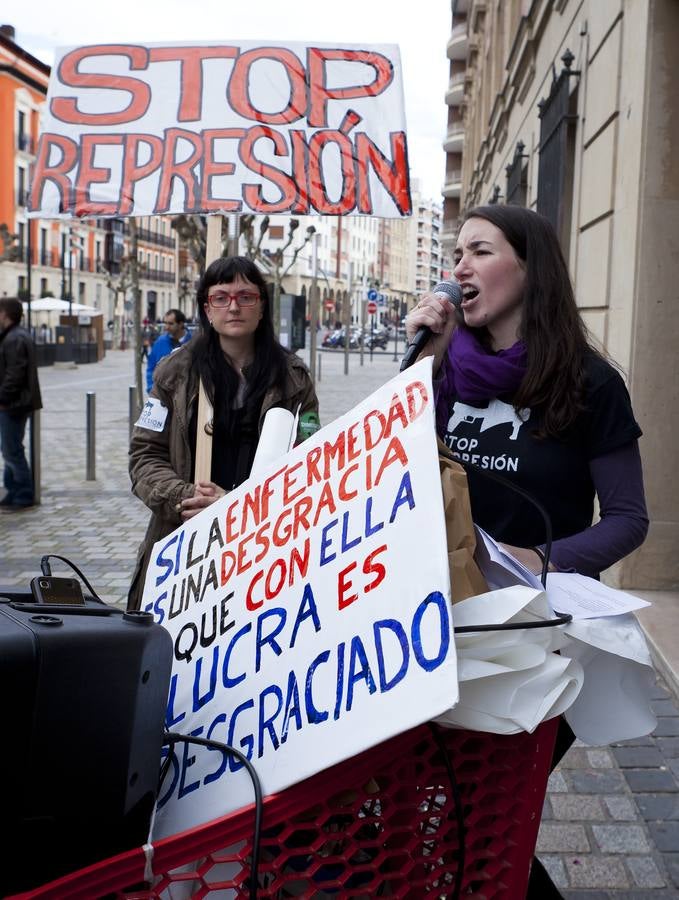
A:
[11,1,450,203]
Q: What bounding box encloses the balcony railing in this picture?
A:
[443,124,465,153]
[447,22,469,60]
[140,268,175,284]
[445,71,466,105]
[137,227,175,248]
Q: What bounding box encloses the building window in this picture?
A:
[537,49,579,253]
[17,167,27,206]
[488,185,503,205]
[40,227,49,265]
[505,141,529,207]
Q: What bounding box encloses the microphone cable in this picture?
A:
[438,444,573,633]
[160,732,264,900]
[39,553,105,603]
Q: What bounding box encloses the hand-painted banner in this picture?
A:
[143,358,456,840]
[29,41,411,219]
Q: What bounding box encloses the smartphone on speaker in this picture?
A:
[30,576,85,606]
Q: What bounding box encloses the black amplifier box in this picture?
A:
[0,589,172,895]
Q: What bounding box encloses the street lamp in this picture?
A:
[179,274,192,316]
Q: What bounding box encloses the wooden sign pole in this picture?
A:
[194,216,224,482]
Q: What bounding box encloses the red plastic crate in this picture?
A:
[12,717,558,899]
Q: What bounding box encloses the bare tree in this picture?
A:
[171,215,229,272]
[101,258,134,351]
[240,216,316,335]
[170,214,315,337]
[0,224,19,262]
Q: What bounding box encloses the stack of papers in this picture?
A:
[473,526,652,619]
[436,527,659,743]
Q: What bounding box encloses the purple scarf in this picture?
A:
[436,328,527,435]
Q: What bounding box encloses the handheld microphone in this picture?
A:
[400,281,463,372]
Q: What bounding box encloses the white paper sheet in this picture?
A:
[546,573,651,619]
[473,526,543,590]
[561,614,658,744]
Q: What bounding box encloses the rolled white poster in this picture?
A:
[250,406,297,479]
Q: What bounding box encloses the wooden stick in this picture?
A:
[194,216,223,482]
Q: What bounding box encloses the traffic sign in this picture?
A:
[324,299,334,311]
[367,300,378,315]
[367,288,378,301]
[378,293,386,305]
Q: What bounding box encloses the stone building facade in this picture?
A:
[442,0,679,589]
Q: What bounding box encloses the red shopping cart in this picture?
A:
[11,716,558,899]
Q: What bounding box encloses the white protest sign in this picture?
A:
[142,358,456,839]
[29,41,411,219]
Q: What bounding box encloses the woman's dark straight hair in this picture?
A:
[190,256,289,434]
[461,205,598,437]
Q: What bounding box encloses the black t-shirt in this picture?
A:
[210,404,260,492]
[440,353,642,547]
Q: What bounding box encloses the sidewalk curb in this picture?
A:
[643,629,679,702]
[635,590,679,702]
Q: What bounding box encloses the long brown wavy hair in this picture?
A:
[460,205,599,437]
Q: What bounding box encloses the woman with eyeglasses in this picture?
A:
[127,256,320,611]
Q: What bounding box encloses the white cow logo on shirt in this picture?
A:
[447,398,529,440]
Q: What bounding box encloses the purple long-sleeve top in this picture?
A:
[543,441,648,577]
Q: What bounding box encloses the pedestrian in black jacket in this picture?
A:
[0,298,42,510]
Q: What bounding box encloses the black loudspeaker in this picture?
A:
[0,589,173,895]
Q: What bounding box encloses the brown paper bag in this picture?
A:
[438,440,489,603]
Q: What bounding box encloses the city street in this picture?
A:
[1,347,678,896]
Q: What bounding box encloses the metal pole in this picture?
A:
[26,218,32,332]
[392,303,399,362]
[308,232,319,384]
[227,213,240,257]
[369,314,375,363]
[60,232,66,300]
[129,385,138,439]
[317,352,321,381]
[68,226,73,318]
[30,409,41,505]
[86,392,96,481]
[343,275,351,376]
[359,298,366,367]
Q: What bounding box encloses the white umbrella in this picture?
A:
[22,298,102,315]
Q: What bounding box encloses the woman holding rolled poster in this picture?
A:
[406,205,648,897]
[127,256,320,612]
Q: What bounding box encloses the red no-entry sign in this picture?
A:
[367,300,378,314]
[324,299,334,311]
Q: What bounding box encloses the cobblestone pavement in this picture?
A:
[1,347,678,896]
